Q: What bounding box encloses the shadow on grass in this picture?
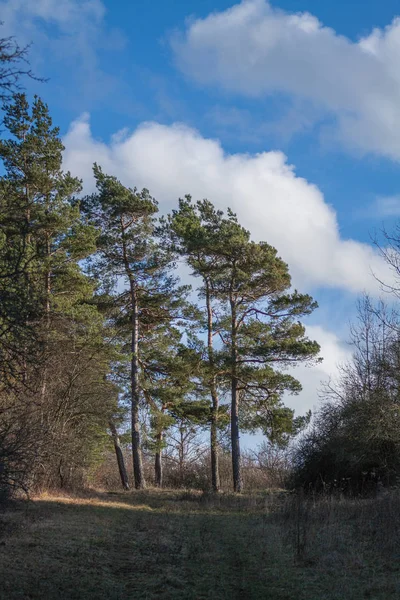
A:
[1,491,399,600]
[1,493,294,600]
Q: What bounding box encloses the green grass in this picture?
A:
[0,489,399,599]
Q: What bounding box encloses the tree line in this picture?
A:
[4,31,398,499]
[0,93,321,497]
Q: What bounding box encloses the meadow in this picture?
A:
[1,489,399,599]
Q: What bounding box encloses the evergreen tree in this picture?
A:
[0,94,113,494]
[166,198,320,492]
[142,333,211,487]
[165,197,226,491]
[83,167,189,489]
[0,94,97,387]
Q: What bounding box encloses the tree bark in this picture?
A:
[109,421,130,490]
[230,299,242,492]
[210,410,220,492]
[40,232,51,400]
[179,426,185,486]
[231,377,242,492]
[154,430,163,488]
[206,283,220,492]
[131,283,146,489]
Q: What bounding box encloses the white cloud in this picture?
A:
[171,0,400,160]
[63,114,393,293]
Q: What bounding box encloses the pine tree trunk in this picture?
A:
[154,431,163,488]
[231,376,242,492]
[131,284,146,490]
[230,300,242,492]
[206,284,220,492]
[179,426,185,486]
[40,234,51,400]
[109,421,130,490]
[210,407,220,492]
[22,186,30,386]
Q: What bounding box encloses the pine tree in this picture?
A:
[83,167,190,489]
[142,332,208,487]
[0,94,97,388]
[166,198,320,492]
[0,95,113,493]
[165,197,226,491]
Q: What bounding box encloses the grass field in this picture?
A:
[1,489,399,599]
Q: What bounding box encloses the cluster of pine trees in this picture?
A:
[2,32,400,500]
[0,91,322,496]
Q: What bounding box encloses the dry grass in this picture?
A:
[0,489,399,599]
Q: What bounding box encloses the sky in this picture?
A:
[3,0,400,419]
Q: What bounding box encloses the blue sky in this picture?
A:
[4,0,400,414]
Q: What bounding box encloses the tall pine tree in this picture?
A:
[166,198,320,492]
[0,94,112,492]
[83,167,190,489]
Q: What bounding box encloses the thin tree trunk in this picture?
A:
[109,421,130,490]
[142,390,164,489]
[210,411,219,492]
[130,283,146,490]
[206,283,220,492]
[179,426,185,486]
[231,377,242,492]
[22,140,31,385]
[40,233,51,400]
[154,430,163,488]
[230,299,242,492]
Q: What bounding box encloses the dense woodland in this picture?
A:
[2,33,400,503]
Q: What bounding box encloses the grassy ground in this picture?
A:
[1,489,400,599]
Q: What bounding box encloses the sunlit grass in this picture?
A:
[36,493,153,512]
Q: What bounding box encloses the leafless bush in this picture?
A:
[0,399,40,504]
[91,440,292,492]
